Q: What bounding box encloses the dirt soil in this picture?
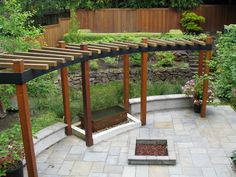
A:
[0,112,19,131]
[135,144,168,156]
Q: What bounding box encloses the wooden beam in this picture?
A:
[191,39,206,46]
[124,41,148,48]
[101,42,129,50]
[0,62,49,70]
[179,39,194,46]
[169,39,186,46]
[123,54,130,112]
[58,41,72,136]
[15,52,74,61]
[68,43,111,52]
[150,38,176,46]
[90,43,120,51]
[66,45,102,54]
[200,36,213,118]
[81,44,93,146]
[198,50,204,76]
[13,60,38,177]
[42,47,92,56]
[0,58,57,67]
[0,54,66,63]
[141,38,148,126]
[29,49,81,58]
[114,41,139,48]
[148,39,167,46]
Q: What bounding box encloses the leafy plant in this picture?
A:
[170,0,202,11]
[182,75,214,105]
[155,52,175,67]
[0,0,42,53]
[0,124,24,176]
[231,150,236,166]
[180,11,205,34]
[211,24,236,100]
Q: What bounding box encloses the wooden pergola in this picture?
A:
[0,37,213,177]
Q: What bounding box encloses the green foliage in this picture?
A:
[170,0,202,11]
[155,52,175,67]
[0,0,42,53]
[103,57,119,65]
[0,73,58,110]
[130,80,183,98]
[0,111,60,175]
[211,24,236,99]
[0,124,24,176]
[180,11,205,34]
[231,150,236,166]
[182,75,214,102]
[90,61,99,70]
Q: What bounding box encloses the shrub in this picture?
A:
[0,0,42,53]
[155,52,175,67]
[211,24,236,99]
[170,0,202,11]
[180,11,205,34]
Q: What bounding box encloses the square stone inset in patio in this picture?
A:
[128,139,176,165]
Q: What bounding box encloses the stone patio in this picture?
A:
[25,105,236,177]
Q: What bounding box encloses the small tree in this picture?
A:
[180,11,205,34]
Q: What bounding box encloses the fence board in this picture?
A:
[77,5,236,33]
[41,5,236,46]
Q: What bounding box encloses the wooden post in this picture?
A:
[58,41,72,135]
[13,60,38,177]
[123,54,130,112]
[141,38,148,125]
[198,50,204,76]
[81,43,93,146]
[200,37,213,118]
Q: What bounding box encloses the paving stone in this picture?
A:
[108,174,122,177]
[84,152,107,162]
[182,167,203,176]
[168,166,182,175]
[70,146,87,154]
[106,156,119,165]
[210,157,230,165]
[58,161,74,175]
[109,147,121,155]
[122,166,135,177]
[33,107,236,177]
[104,165,123,174]
[89,173,108,177]
[190,148,207,154]
[136,166,149,177]
[149,166,169,177]
[91,162,105,173]
[202,168,217,177]
[70,161,92,176]
[191,154,212,167]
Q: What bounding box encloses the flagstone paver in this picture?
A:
[24,105,236,177]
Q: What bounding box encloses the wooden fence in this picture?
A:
[77,5,236,33]
[41,18,70,47]
[42,5,236,46]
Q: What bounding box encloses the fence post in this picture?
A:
[58,41,72,135]
[13,60,38,177]
[123,54,130,112]
[200,36,213,118]
[141,38,148,125]
[81,43,94,146]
